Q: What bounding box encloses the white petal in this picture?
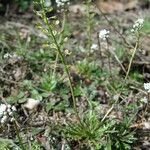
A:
[11,106,17,111]
[0,104,7,112]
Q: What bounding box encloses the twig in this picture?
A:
[110,50,127,74]
[101,104,114,122]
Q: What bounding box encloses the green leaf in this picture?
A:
[46,102,53,112]
[18,98,27,104]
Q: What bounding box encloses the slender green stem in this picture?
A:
[53,11,66,76]
[106,38,112,78]
[40,2,81,123]
[87,0,92,50]
[125,33,140,80]
[97,33,103,68]
[117,33,140,96]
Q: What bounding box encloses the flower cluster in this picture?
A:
[45,0,51,7]
[0,103,16,124]
[3,53,13,59]
[56,0,70,7]
[131,18,144,32]
[99,29,110,40]
[144,83,150,93]
[3,53,20,59]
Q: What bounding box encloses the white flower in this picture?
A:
[1,115,7,124]
[7,104,11,108]
[10,117,15,122]
[91,44,98,50]
[99,29,110,40]
[0,103,17,124]
[45,0,51,7]
[11,106,16,111]
[3,53,21,60]
[0,104,7,115]
[141,97,148,104]
[131,18,144,32]
[56,0,69,7]
[144,83,150,93]
[3,53,12,59]
[7,108,11,113]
